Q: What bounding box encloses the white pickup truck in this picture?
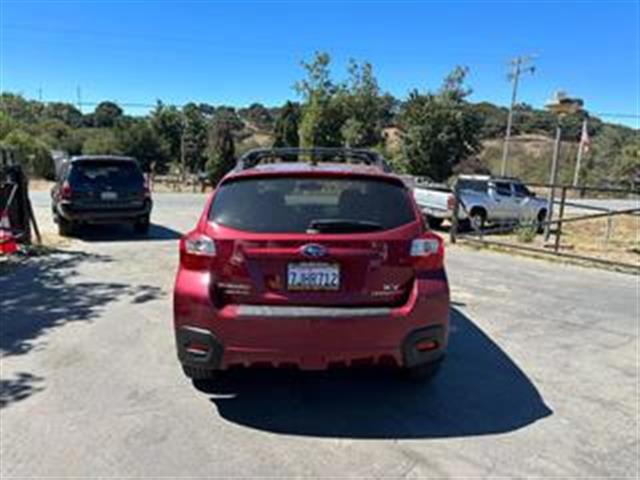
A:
[413,175,549,231]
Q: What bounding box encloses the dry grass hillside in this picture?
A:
[237,126,578,184]
[480,134,581,183]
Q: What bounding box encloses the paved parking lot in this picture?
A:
[1,192,638,477]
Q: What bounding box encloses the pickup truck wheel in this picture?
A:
[469,210,486,231]
[426,216,444,229]
[535,210,547,234]
[134,216,150,235]
[58,218,74,237]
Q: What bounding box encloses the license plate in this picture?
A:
[287,262,340,291]
[100,192,118,200]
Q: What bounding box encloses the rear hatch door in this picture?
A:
[206,173,421,307]
[68,159,145,209]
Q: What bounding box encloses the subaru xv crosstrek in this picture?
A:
[173,148,450,381]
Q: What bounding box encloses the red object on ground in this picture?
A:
[0,209,18,254]
[174,157,450,377]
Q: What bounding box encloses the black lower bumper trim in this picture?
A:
[176,326,224,369]
[402,325,447,368]
[57,203,152,223]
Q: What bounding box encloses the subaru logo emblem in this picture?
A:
[301,244,327,258]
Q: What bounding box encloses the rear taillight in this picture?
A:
[180,233,216,270]
[410,233,444,270]
[446,194,456,211]
[61,181,72,200]
[144,177,151,199]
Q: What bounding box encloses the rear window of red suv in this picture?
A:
[209,175,417,233]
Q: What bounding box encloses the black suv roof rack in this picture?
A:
[234,147,392,173]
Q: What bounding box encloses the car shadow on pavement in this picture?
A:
[70,223,182,242]
[197,308,552,439]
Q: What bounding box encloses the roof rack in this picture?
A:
[234,147,392,173]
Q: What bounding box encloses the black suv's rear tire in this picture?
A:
[401,360,442,382]
[134,216,150,235]
[58,217,75,237]
[182,365,217,380]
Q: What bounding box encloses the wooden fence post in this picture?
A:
[554,187,567,252]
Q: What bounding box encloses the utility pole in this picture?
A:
[500,55,536,176]
[573,117,588,187]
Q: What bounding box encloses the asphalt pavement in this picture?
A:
[0,192,637,477]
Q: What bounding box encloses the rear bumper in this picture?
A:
[174,270,450,371]
[56,201,152,223]
[420,206,468,221]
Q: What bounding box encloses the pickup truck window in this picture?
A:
[495,182,512,196]
[457,179,488,193]
[513,183,532,197]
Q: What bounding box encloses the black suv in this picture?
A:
[51,155,152,236]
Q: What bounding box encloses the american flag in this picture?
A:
[579,119,591,154]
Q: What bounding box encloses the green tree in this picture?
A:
[0,93,39,124]
[42,102,83,128]
[273,101,300,148]
[0,111,18,140]
[82,129,123,155]
[398,66,482,181]
[341,59,386,147]
[93,101,123,127]
[150,102,183,170]
[240,103,274,130]
[116,120,169,172]
[182,103,208,173]
[1,129,54,178]
[206,119,236,185]
[296,52,346,148]
[470,102,508,139]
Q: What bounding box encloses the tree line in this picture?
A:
[1,52,637,185]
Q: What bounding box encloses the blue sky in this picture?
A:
[1,0,638,127]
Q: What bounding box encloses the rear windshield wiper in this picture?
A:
[307,219,384,233]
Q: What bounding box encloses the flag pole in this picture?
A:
[573,118,588,187]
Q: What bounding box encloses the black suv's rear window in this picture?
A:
[69,160,144,188]
[209,176,417,233]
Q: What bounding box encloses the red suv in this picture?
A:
[173,148,450,381]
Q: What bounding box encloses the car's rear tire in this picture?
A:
[58,217,74,237]
[535,209,547,234]
[402,360,442,382]
[134,216,150,235]
[182,365,216,380]
[426,216,444,230]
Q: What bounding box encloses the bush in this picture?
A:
[1,129,54,179]
[516,224,537,243]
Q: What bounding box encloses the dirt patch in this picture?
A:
[28,179,54,192]
[476,214,639,267]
